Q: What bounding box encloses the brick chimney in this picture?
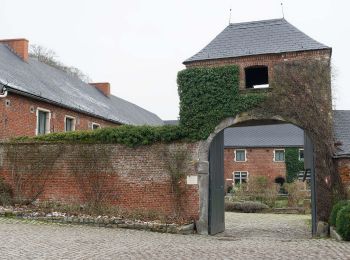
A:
[90,82,111,96]
[0,38,29,62]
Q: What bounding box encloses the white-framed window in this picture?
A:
[91,122,100,130]
[64,115,76,132]
[36,107,51,135]
[233,171,248,185]
[234,149,246,162]
[299,149,304,161]
[274,149,285,162]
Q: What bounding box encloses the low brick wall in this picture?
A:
[0,142,200,222]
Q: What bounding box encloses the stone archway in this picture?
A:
[195,113,316,235]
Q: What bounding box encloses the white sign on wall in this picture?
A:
[186,175,198,185]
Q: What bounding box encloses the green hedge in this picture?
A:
[330,200,350,226]
[177,66,266,140]
[336,204,350,241]
[285,148,304,183]
[12,125,188,147]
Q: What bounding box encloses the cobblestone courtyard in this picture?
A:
[0,213,349,259]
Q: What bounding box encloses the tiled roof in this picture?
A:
[184,18,330,64]
[224,124,304,148]
[333,110,350,156]
[0,44,163,126]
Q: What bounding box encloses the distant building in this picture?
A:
[224,124,304,192]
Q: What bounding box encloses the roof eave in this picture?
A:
[183,47,332,65]
[6,86,127,125]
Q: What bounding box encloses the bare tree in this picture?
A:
[29,44,92,83]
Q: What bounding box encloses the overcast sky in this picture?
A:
[1,0,349,120]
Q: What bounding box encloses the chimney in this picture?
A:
[90,82,111,96]
[0,38,29,62]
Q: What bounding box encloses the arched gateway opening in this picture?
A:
[196,114,316,235]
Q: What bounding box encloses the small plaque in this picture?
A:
[187,175,198,185]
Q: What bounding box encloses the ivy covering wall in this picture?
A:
[285,147,304,183]
[177,66,266,140]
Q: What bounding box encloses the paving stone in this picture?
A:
[0,213,349,259]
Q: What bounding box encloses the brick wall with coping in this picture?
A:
[0,92,118,140]
[224,147,289,191]
[0,142,200,221]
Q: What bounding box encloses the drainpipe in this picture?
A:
[0,85,8,98]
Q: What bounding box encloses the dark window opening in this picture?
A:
[245,66,269,89]
[275,176,285,186]
[275,177,286,194]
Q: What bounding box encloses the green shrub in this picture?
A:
[336,204,350,241]
[233,176,279,207]
[0,176,13,206]
[12,125,189,147]
[225,201,268,213]
[284,181,309,207]
[178,66,266,140]
[330,200,350,226]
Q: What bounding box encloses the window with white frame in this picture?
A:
[92,122,100,130]
[233,171,248,185]
[274,149,285,162]
[234,149,246,162]
[65,116,76,132]
[36,108,50,135]
[299,149,304,161]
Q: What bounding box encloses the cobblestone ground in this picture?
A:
[0,213,349,260]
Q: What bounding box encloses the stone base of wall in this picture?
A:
[330,226,343,241]
[0,208,195,235]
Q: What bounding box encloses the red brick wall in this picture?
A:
[224,147,287,191]
[0,142,200,221]
[335,158,350,187]
[0,92,118,140]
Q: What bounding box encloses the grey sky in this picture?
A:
[1,0,349,120]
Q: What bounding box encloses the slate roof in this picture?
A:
[333,110,350,156]
[224,124,304,148]
[0,44,163,126]
[184,18,330,64]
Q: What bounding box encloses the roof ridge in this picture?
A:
[229,18,285,28]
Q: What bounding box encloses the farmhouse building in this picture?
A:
[0,39,163,140]
[224,124,304,192]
